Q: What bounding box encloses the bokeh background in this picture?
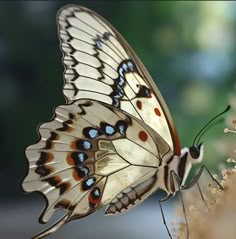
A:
[0,1,235,238]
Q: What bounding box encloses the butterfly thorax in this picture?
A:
[159,145,204,196]
[161,151,191,196]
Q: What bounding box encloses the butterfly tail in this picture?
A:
[32,213,70,239]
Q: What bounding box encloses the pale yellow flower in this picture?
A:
[175,91,236,239]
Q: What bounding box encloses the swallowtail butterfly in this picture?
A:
[22,5,226,239]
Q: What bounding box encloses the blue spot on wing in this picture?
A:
[83,141,91,149]
[94,32,112,49]
[118,77,125,86]
[83,127,101,139]
[95,40,103,49]
[128,61,134,70]
[105,125,115,135]
[78,153,88,162]
[75,165,90,178]
[119,68,124,77]
[110,60,138,107]
[88,129,98,139]
[100,122,116,136]
[115,120,128,135]
[76,140,92,150]
[87,178,95,187]
[82,177,96,191]
[118,125,125,134]
[122,63,128,71]
[71,152,88,164]
[94,188,100,197]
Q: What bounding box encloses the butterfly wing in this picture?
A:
[22,99,171,236]
[58,5,181,156]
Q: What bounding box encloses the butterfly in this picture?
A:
[22,5,225,239]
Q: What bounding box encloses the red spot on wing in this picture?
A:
[73,170,81,181]
[88,187,101,206]
[154,107,161,116]
[139,131,148,142]
[136,100,142,110]
[88,193,101,205]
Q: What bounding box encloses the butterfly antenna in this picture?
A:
[192,105,231,146]
[196,118,224,145]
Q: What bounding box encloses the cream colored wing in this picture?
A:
[22,99,170,238]
[57,5,181,156]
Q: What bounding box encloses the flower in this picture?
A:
[175,89,236,239]
[175,160,236,239]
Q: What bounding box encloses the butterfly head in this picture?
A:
[188,105,230,164]
[188,142,204,164]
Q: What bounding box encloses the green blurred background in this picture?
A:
[0,1,235,238]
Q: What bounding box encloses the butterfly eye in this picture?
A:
[189,146,200,159]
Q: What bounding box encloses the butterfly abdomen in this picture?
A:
[105,175,157,215]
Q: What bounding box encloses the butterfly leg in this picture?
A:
[183,181,208,216]
[181,165,224,191]
[170,170,189,239]
[159,194,174,239]
[181,165,223,213]
[195,180,209,211]
[183,179,209,212]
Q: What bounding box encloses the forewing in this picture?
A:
[57,5,181,156]
[22,99,162,226]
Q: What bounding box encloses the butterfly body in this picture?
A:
[22,5,204,239]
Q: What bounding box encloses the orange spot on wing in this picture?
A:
[154,108,161,116]
[57,180,71,188]
[67,125,74,132]
[73,170,81,181]
[48,175,61,186]
[71,140,77,150]
[66,154,74,165]
[139,131,148,142]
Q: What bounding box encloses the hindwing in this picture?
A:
[22,99,171,227]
